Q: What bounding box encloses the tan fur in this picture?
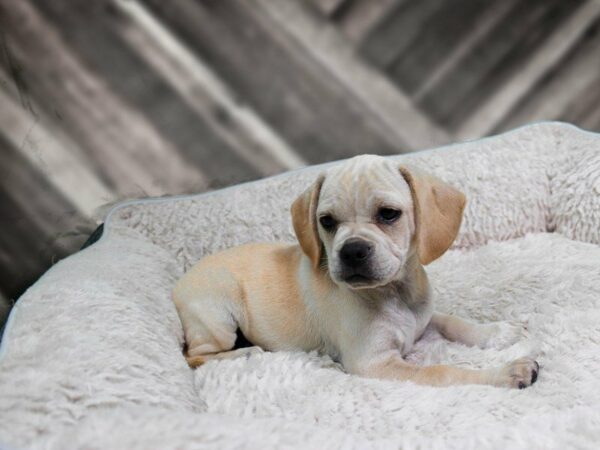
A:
[291,175,325,269]
[174,243,323,354]
[173,155,539,389]
[399,166,466,265]
[186,347,263,368]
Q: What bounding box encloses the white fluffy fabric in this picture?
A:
[1,122,599,449]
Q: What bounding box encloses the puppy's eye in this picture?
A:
[319,215,337,231]
[377,208,401,224]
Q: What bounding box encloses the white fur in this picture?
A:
[318,155,416,288]
[1,123,599,449]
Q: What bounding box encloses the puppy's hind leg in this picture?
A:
[187,347,264,368]
[173,267,249,368]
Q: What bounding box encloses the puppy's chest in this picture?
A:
[378,299,433,354]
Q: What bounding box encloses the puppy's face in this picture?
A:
[316,155,415,289]
[291,154,466,291]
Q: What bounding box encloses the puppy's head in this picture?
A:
[291,155,466,290]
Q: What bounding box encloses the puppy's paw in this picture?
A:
[186,355,206,368]
[186,346,264,368]
[493,357,540,389]
[479,321,527,349]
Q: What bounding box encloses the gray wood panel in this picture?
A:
[254,0,450,150]
[309,0,348,16]
[359,0,443,69]
[333,0,399,43]
[0,292,11,330]
[30,0,265,189]
[143,0,404,162]
[386,0,491,94]
[0,0,207,197]
[0,132,94,299]
[415,0,584,128]
[494,16,600,133]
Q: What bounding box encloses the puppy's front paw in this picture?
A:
[479,321,527,349]
[493,357,539,389]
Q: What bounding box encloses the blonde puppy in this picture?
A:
[173,155,539,389]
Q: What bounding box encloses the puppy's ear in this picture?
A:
[291,174,326,269]
[399,166,466,265]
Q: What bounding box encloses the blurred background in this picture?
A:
[1,0,600,325]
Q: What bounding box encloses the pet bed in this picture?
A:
[1,122,599,449]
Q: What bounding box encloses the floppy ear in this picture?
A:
[291,174,326,269]
[399,166,466,265]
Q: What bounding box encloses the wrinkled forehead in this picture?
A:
[318,155,412,213]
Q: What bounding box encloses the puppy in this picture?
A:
[173,155,539,389]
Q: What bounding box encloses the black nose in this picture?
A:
[339,239,373,266]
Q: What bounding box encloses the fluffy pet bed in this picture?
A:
[1,122,599,450]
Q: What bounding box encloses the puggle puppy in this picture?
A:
[173,155,539,389]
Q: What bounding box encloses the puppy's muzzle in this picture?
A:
[339,238,375,284]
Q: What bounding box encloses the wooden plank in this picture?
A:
[457,0,600,139]
[335,0,400,44]
[0,232,55,301]
[0,0,208,197]
[28,0,265,189]
[358,0,443,69]
[0,85,115,217]
[0,211,46,294]
[0,132,94,299]
[142,0,410,161]
[418,0,581,131]
[251,0,450,150]
[308,0,348,17]
[559,65,600,130]
[580,98,600,131]
[0,291,11,329]
[413,0,516,102]
[494,18,600,133]
[114,0,305,172]
[0,212,44,294]
[387,0,491,94]
[0,133,87,256]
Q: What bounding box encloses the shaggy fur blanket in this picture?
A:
[1,122,599,449]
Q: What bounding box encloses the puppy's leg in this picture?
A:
[361,354,539,389]
[173,267,248,368]
[187,346,264,368]
[431,312,526,349]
